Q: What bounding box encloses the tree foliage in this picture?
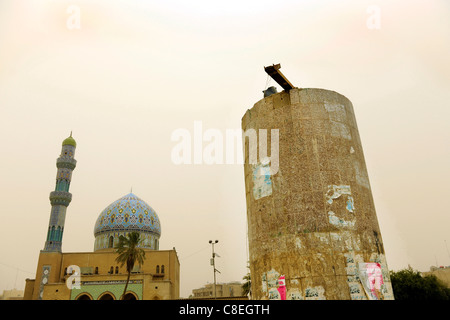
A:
[390,266,450,300]
[242,272,251,296]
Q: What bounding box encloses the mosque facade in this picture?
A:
[23,135,180,300]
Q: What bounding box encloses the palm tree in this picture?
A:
[115,232,146,300]
[242,272,251,297]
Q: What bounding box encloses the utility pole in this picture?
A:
[209,240,220,299]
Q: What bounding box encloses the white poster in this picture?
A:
[358,262,384,300]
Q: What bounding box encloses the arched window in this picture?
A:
[115,266,119,274]
[109,266,114,274]
[161,265,165,274]
[98,292,115,300]
[56,227,61,242]
[95,267,98,274]
[156,265,160,274]
[123,292,137,300]
[76,293,92,300]
[108,236,114,248]
[46,227,51,241]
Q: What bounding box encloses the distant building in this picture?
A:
[191,282,243,298]
[421,266,450,287]
[0,289,24,300]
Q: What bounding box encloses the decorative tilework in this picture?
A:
[94,231,159,251]
[93,193,161,251]
[70,281,143,300]
[38,266,51,300]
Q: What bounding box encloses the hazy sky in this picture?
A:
[0,0,449,298]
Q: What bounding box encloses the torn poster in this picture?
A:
[252,160,272,200]
[358,262,384,300]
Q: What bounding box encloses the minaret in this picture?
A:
[43,133,77,252]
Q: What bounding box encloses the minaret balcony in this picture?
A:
[56,157,77,170]
[49,191,72,206]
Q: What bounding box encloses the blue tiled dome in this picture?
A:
[93,193,161,251]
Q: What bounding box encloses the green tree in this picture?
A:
[115,232,146,300]
[242,272,251,296]
[390,266,450,300]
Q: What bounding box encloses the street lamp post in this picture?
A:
[209,240,219,299]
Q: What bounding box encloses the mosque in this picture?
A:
[23,135,180,300]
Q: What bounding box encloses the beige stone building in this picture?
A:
[24,248,180,300]
[0,289,24,300]
[24,249,180,300]
[422,266,450,287]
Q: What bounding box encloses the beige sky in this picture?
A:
[0,0,449,298]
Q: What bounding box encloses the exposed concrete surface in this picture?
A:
[242,88,394,300]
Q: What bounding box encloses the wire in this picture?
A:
[0,261,34,275]
[264,73,271,90]
[179,245,210,261]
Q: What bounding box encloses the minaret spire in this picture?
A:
[43,134,77,252]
